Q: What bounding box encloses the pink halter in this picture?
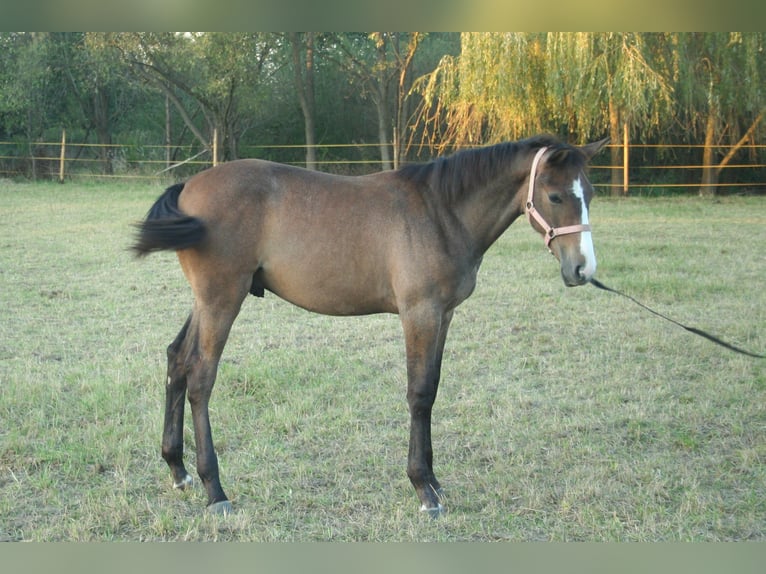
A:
[525,146,591,249]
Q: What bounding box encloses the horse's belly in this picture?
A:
[260,263,397,316]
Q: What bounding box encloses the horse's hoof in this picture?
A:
[173,474,193,490]
[419,503,445,518]
[206,500,233,516]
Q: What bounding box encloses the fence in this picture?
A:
[1,133,765,195]
[0,133,395,182]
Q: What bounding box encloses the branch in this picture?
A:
[132,62,210,151]
[716,109,764,176]
[154,148,209,175]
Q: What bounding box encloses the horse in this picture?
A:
[133,134,608,516]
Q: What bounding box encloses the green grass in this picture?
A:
[1,181,764,541]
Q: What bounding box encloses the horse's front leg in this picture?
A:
[401,306,453,516]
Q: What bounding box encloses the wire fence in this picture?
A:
[1,135,765,195]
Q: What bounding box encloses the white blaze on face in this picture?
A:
[572,177,596,279]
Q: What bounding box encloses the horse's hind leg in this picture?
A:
[162,315,194,491]
[184,276,251,514]
[160,269,250,515]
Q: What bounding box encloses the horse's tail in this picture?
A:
[132,183,207,257]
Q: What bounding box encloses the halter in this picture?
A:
[525,146,592,250]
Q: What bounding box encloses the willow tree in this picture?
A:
[415,33,673,195]
[545,33,674,195]
[414,32,551,153]
[671,32,766,196]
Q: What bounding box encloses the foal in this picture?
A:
[134,135,608,515]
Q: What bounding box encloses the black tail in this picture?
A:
[132,183,206,257]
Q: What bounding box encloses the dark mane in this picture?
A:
[398,135,586,201]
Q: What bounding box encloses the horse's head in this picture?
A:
[525,138,609,287]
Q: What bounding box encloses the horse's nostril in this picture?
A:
[572,264,592,285]
[563,265,587,287]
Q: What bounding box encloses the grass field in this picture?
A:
[0,180,764,541]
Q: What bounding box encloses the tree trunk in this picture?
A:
[165,94,172,168]
[376,94,392,171]
[702,109,764,196]
[93,86,113,175]
[699,110,717,197]
[131,59,209,155]
[608,99,624,196]
[394,33,421,168]
[289,32,317,170]
[372,33,393,171]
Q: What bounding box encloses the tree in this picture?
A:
[0,33,69,178]
[50,33,145,174]
[96,32,277,162]
[672,33,766,196]
[329,33,427,169]
[414,33,552,152]
[546,33,675,195]
[415,33,674,195]
[3,32,762,188]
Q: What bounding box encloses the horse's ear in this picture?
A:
[546,147,570,166]
[581,137,610,159]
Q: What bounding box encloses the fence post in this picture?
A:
[623,122,629,195]
[58,129,66,184]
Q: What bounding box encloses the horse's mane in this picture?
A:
[398,135,587,202]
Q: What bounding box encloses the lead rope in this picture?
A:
[589,277,765,359]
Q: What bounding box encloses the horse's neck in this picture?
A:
[450,167,527,256]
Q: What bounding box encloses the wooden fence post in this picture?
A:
[623,122,629,196]
[58,129,66,184]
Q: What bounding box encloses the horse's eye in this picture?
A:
[549,193,563,205]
